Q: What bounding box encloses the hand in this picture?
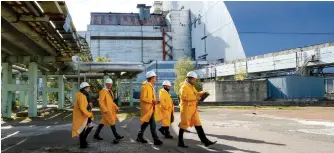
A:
[89,102,93,108]
[197,96,201,100]
[152,100,158,105]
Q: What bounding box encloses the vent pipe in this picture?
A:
[137,4,146,21]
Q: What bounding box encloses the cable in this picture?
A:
[190,1,221,25]
[202,21,233,38]
[239,32,334,35]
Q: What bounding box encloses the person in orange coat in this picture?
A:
[136,71,163,145]
[158,80,174,139]
[178,71,216,148]
[94,78,124,143]
[72,82,94,148]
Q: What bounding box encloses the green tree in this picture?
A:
[86,56,113,93]
[234,66,248,81]
[173,57,201,95]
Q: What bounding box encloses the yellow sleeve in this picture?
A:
[99,91,108,113]
[78,94,93,117]
[180,85,197,102]
[159,91,167,109]
[140,85,152,103]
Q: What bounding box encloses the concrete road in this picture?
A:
[1,108,334,153]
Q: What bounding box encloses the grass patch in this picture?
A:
[199,106,299,110]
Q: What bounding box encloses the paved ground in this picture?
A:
[1,107,334,153]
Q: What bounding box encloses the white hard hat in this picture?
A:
[105,78,113,84]
[80,82,90,89]
[146,71,157,79]
[186,71,198,79]
[162,80,171,86]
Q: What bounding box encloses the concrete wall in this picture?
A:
[202,80,268,102]
[86,25,163,62]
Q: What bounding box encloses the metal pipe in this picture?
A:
[12,65,28,72]
[67,62,145,73]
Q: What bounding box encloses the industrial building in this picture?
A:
[77,1,333,102]
[78,1,247,84]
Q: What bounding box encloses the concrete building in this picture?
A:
[159,1,246,62]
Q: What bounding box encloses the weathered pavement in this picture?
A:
[1,107,334,153]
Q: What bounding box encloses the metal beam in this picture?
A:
[38,1,64,14]
[1,20,48,56]
[19,15,50,22]
[1,3,57,56]
[2,56,56,64]
[7,84,34,91]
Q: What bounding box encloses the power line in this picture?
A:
[239,32,334,35]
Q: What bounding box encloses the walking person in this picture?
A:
[72,82,94,148]
[178,71,217,148]
[136,71,163,145]
[158,80,174,139]
[94,78,124,144]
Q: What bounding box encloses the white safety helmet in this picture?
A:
[146,71,157,79]
[186,71,198,79]
[162,80,172,87]
[80,82,90,89]
[105,78,113,84]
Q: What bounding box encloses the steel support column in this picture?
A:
[129,79,134,107]
[28,62,38,117]
[58,76,64,109]
[42,75,48,107]
[1,63,13,118]
[19,79,28,107]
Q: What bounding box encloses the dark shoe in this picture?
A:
[178,142,189,148]
[204,140,217,147]
[158,127,165,136]
[195,126,217,147]
[165,134,173,139]
[136,132,148,143]
[80,144,89,149]
[178,129,188,148]
[116,135,124,140]
[94,135,104,140]
[94,124,104,140]
[113,139,120,144]
[165,127,173,139]
[154,139,163,145]
[110,125,124,140]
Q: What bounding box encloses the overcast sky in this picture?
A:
[66,0,154,31]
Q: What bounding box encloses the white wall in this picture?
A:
[195,44,334,78]
[86,25,163,62]
[162,1,246,62]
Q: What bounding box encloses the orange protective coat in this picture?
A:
[99,88,119,126]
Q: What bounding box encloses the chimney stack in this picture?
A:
[137,4,151,21]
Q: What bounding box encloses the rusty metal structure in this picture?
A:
[1,1,91,72]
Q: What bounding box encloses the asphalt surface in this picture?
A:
[1,107,334,153]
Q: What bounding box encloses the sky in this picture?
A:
[225,1,334,56]
[66,0,153,31]
[67,1,334,57]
